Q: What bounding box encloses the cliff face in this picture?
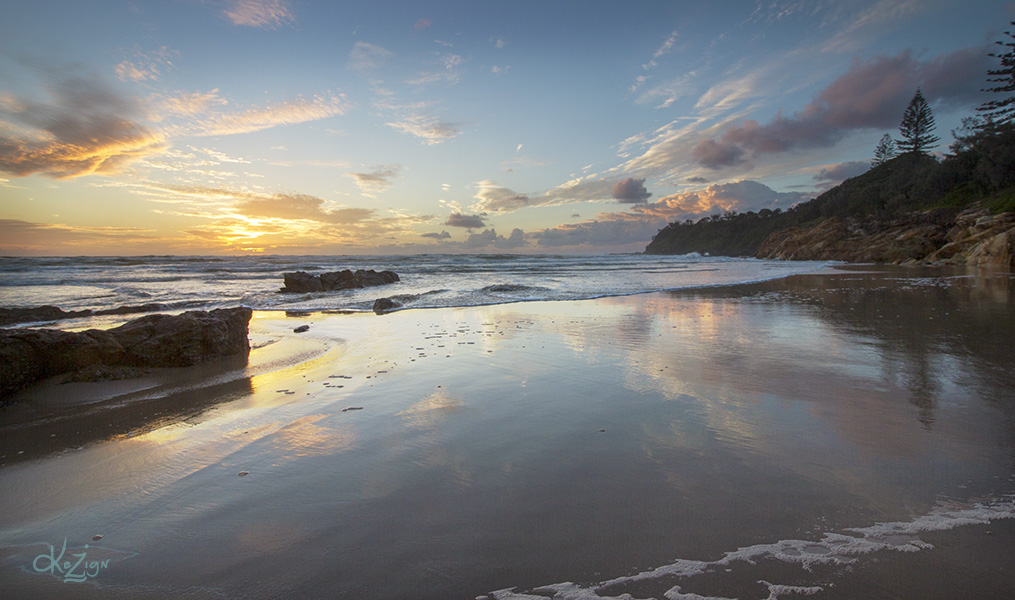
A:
[756,206,1015,270]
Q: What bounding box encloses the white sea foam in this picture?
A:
[0,254,833,318]
[479,496,1015,600]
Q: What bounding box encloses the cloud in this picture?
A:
[180,94,350,136]
[612,177,652,204]
[692,138,748,170]
[653,31,680,60]
[0,219,159,254]
[407,53,464,86]
[815,160,869,183]
[223,0,295,28]
[348,42,393,71]
[445,212,487,229]
[159,89,228,117]
[422,230,451,239]
[631,180,809,222]
[115,46,178,82]
[527,179,810,251]
[692,47,991,169]
[532,215,664,249]
[386,115,461,144]
[0,71,167,178]
[414,18,432,30]
[235,192,374,224]
[686,176,708,184]
[462,228,525,249]
[346,164,402,197]
[472,180,532,213]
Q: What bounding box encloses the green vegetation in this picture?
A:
[645,125,1015,255]
[645,25,1015,257]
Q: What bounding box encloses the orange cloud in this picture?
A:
[223,0,295,28]
[177,94,351,137]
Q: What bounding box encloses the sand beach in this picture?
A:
[1,266,1014,599]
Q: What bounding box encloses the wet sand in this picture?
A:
[1,265,1014,599]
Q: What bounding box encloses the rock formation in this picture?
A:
[0,307,252,398]
[0,303,179,327]
[756,206,1015,270]
[280,269,399,293]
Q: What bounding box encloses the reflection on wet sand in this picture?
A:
[1,266,1013,600]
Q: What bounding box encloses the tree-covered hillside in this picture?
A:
[645,124,1015,256]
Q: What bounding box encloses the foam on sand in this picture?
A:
[479,495,1015,600]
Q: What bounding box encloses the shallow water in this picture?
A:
[1,266,1013,599]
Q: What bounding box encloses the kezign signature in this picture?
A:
[32,539,110,583]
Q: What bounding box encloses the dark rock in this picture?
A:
[293,324,310,333]
[0,307,252,397]
[93,303,168,316]
[282,271,323,293]
[372,297,401,314]
[280,269,399,293]
[0,306,92,326]
[109,307,252,368]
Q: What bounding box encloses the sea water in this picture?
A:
[0,254,832,317]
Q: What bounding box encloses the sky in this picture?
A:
[1,0,1013,256]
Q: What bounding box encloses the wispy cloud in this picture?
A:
[348,42,393,71]
[346,164,403,197]
[176,94,351,137]
[235,192,375,224]
[0,219,159,254]
[471,180,532,213]
[158,89,228,117]
[822,0,926,53]
[691,47,990,169]
[222,0,295,28]
[407,53,464,86]
[115,46,178,82]
[385,114,460,144]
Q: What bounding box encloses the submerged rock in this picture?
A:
[372,297,401,314]
[280,269,399,293]
[0,307,252,397]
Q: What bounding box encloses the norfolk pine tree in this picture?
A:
[897,89,940,154]
[977,21,1015,126]
[871,133,897,166]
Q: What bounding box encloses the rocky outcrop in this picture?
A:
[0,306,92,326]
[923,208,1015,270]
[0,303,181,327]
[756,206,1015,270]
[280,269,399,293]
[0,307,252,397]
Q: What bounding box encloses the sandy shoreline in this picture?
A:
[1,265,1014,599]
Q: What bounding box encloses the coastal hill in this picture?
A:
[644,125,1015,270]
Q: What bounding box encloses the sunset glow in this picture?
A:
[1,0,1011,255]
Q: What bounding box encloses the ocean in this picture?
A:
[0,253,832,318]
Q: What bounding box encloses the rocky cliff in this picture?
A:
[756,205,1015,270]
